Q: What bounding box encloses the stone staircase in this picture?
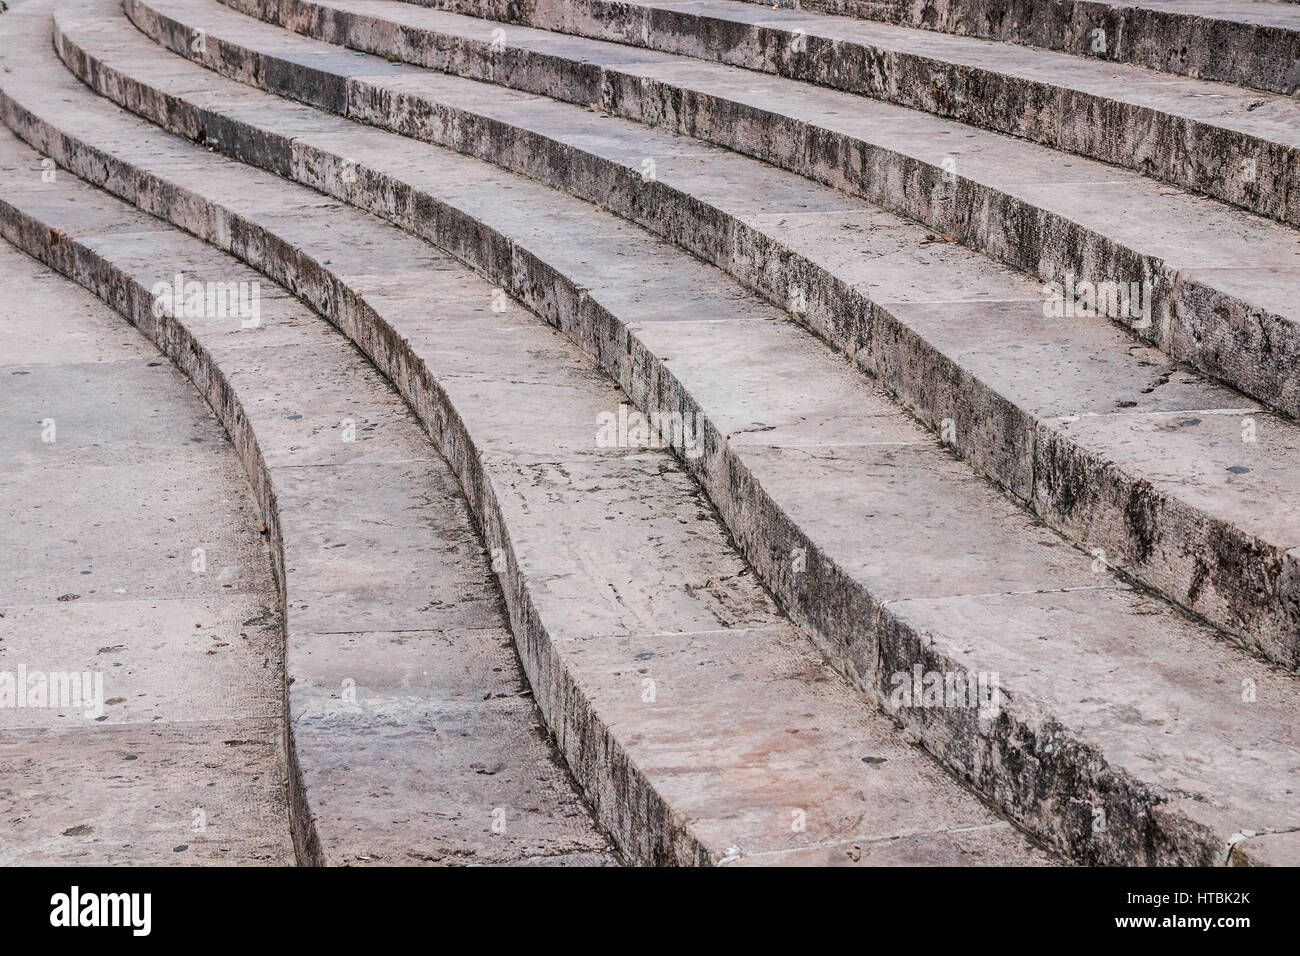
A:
[0,105,616,867]
[722,0,1300,97]
[2,0,1297,865]
[0,237,292,864]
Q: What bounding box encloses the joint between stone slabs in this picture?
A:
[273,456,442,470]
[714,821,1018,865]
[879,583,1128,611]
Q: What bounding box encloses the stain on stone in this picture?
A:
[1188,558,1209,606]
[1123,479,1159,565]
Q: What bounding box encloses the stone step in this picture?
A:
[94,0,1300,675]
[0,3,1048,866]
[203,0,1300,424]
[228,0,1300,234]
[0,127,615,867]
[0,236,292,865]
[398,0,1300,223]
[13,0,1300,865]
[717,0,1300,97]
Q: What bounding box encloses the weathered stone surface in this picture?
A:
[1230,829,1300,867]
[77,0,1300,670]
[197,0,1300,421]
[6,0,1298,866]
[722,0,1300,97]
[0,120,612,867]
[0,720,291,865]
[0,43,1047,863]
[404,0,1300,221]
[0,595,283,727]
[0,240,292,865]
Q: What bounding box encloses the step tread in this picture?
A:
[0,122,615,866]
[198,0,1300,424]
[0,238,292,865]
[759,0,1300,28]
[101,0,1300,668]
[723,0,1300,95]
[468,0,1300,139]
[750,0,1300,30]
[267,0,1300,227]
[0,719,290,864]
[256,0,1300,229]
[977,0,1300,24]
[0,2,1049,865]
[21,0,1300,863]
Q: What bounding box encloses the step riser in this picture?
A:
[26,28,1241,864]
[405,0,1298,224]
[215,0,1300,432]
[0,194,321,863]
[715,0,1300,96]
[117,2,1300,673]
[0,95,718,866]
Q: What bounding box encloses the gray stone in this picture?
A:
[8,0,1299,867]
[92,0,1300,670]
[0,19,1053,864]
[202,0,1300,412]
[0,240,292,865]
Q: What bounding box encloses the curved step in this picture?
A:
[203,0,1300,430]
[0,129,615,867]
[0,5,1048,867]
[0,237,292,865]
[396,0,1300,224]
[215,0,1300,265]
[719,0,1300,97]
[12,0,1300,865]
[103,0,1300,673]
